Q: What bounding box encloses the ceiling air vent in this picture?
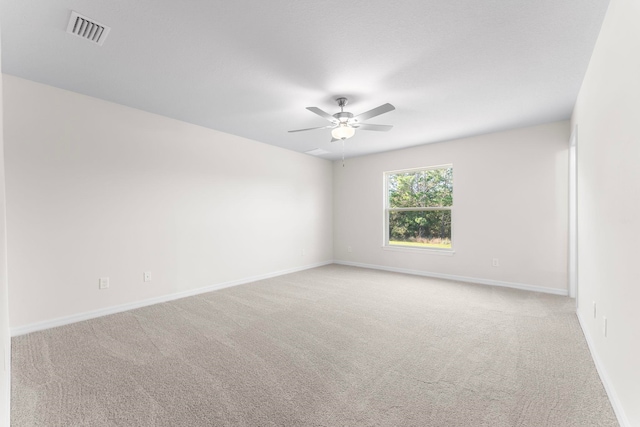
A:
[305,148,330,156]
[66,11,111,46]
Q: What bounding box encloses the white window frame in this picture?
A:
[383,164,455,254]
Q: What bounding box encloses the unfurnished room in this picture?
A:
[0,0,639,426]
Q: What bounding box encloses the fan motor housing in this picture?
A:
[333,112,354,122]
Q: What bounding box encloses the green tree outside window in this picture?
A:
[386,166,453,249]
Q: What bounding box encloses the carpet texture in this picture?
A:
[12,265,618,426]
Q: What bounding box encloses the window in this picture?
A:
[384,165,453,250]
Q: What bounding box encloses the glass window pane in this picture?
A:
[388,168,452,208]
[388,210,452,248]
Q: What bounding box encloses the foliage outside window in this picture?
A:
[385,165,453,250]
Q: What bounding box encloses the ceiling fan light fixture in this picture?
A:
[331,124,355,140]
[288,97,395,142]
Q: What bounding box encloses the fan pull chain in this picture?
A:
[342,139,345,167]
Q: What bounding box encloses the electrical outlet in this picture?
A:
[492,258,499,267]
[143,271,151,282]
[593,301,597,319]
[99,277,109,289]
[348,246,352,253]
[301,248,306,257]
[603,316,608,337]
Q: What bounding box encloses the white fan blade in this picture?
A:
[351,123,393,132]
[306,107,338,123]
[288,125,334,133]
[353,103,395,122]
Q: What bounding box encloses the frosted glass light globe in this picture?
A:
[331,124,355,140]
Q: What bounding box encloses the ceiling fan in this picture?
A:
[289,97,395,142]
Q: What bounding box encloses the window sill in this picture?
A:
[382,245,456,256]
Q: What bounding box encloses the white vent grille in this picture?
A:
[66,11,111,46]
[305,148,330,156]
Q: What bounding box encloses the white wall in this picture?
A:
[0,26,12,427]
[3,75,333,330]
[334,121,569,293]
[572,0,640,424]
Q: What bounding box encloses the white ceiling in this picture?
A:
[1,0,609,160]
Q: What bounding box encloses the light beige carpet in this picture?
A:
[12,265,618,426]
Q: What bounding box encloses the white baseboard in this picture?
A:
[13,260,567,337]
[10,261,333,337]
[576,311,630,427]
[334,260,569,296]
